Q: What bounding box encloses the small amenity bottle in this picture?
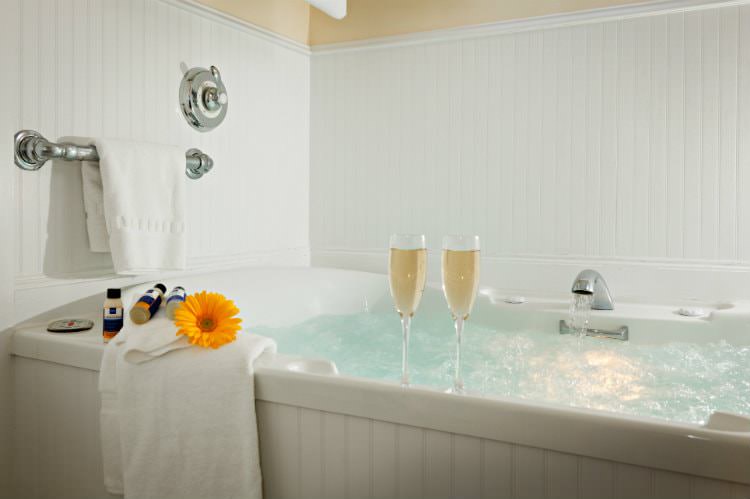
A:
[165,286,186,320]
[129,283,167,324]
[103,288,124,343]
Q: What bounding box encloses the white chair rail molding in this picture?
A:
[2,0,750,498]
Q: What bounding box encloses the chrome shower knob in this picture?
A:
[203,86,227,112]
[179,65,228,132]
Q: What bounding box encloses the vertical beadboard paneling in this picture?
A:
[0,0,20,493]
[651,15,669,258]
[615,463,653,499]
[372,421,398,499]
[545,451,578,499]
[579,457,615,499]
[13,359,108,499]
[310,3,750,274]
[424,429,452,499]
[653,469,693,498]
[345,416,372,498]
[322,412,347,499]
[298,408,324,498]
[481,440,512,499]
[13,0,310,291]
[738,6,750,260]
[717,7,739,260]
[452,435,482,498]
[253,403,749,499]
[14,376,749,499]
[701,8,720,260]
[396,425,424,499]
[599,21,619,258]
[683,11,704,259]
[514,446,546,499]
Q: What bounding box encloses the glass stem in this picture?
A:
[453,316,464,393]
[401,315,411,387]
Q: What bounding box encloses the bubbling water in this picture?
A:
[253,312,750,425]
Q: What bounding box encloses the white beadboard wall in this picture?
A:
[12,355,750,499]
[7,0,310,315]
[257,401,750,499]
[310,2,750,301]
[0,0,310,493]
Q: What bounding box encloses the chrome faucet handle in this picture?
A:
[179,65,229,131]
[203,66,228,111]
[203,86,228,111]
[210,65,221,82]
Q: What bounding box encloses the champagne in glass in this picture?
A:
[441,235,480,394]
[389,234,427,387]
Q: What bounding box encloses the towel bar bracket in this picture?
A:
[13,129,214,180]
[185,148,213,179]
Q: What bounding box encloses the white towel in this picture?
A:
[99,316,276,499]
[116,313,192,364]
[81,138,186,274]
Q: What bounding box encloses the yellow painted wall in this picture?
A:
[309,0,646,45]
[196,0,648,46]
[196,0,311,45]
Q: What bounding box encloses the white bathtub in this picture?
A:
[8,266,750,499]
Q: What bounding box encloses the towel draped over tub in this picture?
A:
[99,314,276,499]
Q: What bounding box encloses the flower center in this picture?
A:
[199,317,216,332]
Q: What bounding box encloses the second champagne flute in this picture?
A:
[441,235,480,394]
[388,234,427,387]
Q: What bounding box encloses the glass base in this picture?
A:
[446,381,465,394]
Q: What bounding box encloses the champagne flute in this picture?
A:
[441,235,480,394]
[388,234,427,387]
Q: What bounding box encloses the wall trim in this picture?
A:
[311,0,749,54]
[312,248,750,303]
[171,0,311,55]
[12,247,310,325]
[313,247,750,271]
[14,247,311,292]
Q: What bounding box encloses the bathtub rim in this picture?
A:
[7,265,750,485]
[9,320,750,486]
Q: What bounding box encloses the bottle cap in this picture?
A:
[155,283,167,294]
[106,288,121,299]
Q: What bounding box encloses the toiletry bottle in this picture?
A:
[103,288,124,343]
[165,286,187,320]
[129,283,167,324]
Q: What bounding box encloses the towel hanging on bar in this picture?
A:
[13,129,213,180]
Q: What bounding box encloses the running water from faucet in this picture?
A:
[568,293,594,337]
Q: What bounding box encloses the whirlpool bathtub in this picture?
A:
[8,267,750,498]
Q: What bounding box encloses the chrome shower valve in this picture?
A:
[179,65,228,132]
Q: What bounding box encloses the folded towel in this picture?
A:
[81,138,186,274]
[99,316,276,499]
[81,157,111,253]
[115,314,192,364]
[100,321,128,495]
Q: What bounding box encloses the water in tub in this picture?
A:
[253,299,750,425]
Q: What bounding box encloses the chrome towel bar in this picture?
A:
[13,130,214,180]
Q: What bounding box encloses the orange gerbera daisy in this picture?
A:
[173,291,242,349]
